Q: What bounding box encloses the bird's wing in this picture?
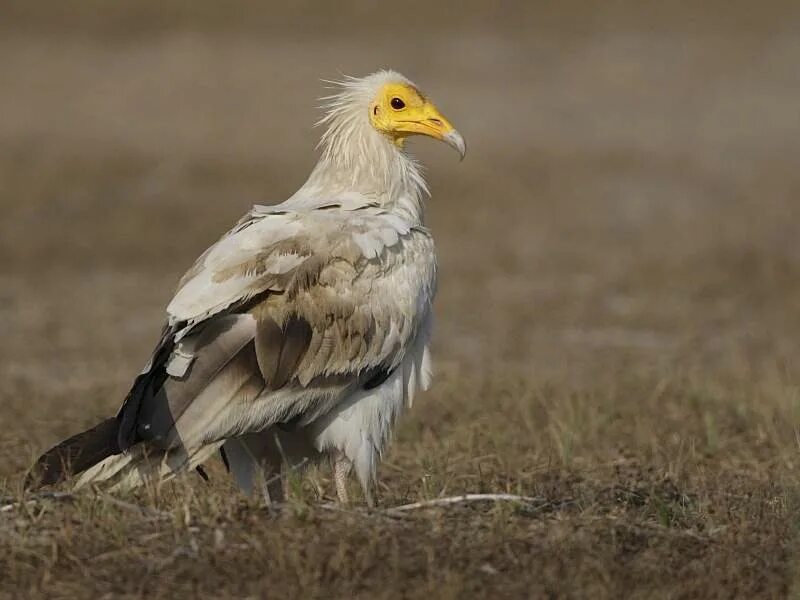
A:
[166,196,397,327]
[116,199,432,451]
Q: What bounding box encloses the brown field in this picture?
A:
[2,2,800,598]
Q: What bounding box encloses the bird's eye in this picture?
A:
[390,97,405,110]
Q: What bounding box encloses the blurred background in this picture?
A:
[3,0,799,410]
[2,1,800,596]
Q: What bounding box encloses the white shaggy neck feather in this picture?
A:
[291,71,429,225]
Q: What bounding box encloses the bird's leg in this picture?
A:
[331,450,352,504]
[263,463,285,506]
[363,483,375,509]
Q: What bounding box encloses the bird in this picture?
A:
[26,70,465,506]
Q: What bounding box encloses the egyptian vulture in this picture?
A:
[28,70,465,506]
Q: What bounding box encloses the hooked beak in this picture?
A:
[392,102,466,160]
[442,129,466,160]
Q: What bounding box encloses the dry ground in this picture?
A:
[2,2,800,598]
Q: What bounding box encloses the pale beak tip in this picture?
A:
[443,130,466,161]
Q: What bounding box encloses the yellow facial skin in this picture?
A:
[369,82,466,159]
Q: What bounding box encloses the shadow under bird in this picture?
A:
[27,70,465,506]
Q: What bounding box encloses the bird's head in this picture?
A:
[319,70,466,161]
[367,79,466,159]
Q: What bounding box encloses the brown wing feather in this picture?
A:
[254,316,282,387]
[255,315,313,390]
[273,317,313,388]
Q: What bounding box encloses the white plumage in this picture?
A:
[29,70,464,505]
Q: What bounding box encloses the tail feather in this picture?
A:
[27,417,222,492]
[74,441,222,491]
[26,417,120,490]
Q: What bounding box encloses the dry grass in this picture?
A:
[1,2,800,597]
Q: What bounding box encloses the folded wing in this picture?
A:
[115,200,424,456]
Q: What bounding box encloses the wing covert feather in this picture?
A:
[126,200,437,441]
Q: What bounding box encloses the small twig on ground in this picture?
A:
[316,493,558,519]
[388,493,546,512]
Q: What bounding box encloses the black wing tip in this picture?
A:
[25,417,120,491]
